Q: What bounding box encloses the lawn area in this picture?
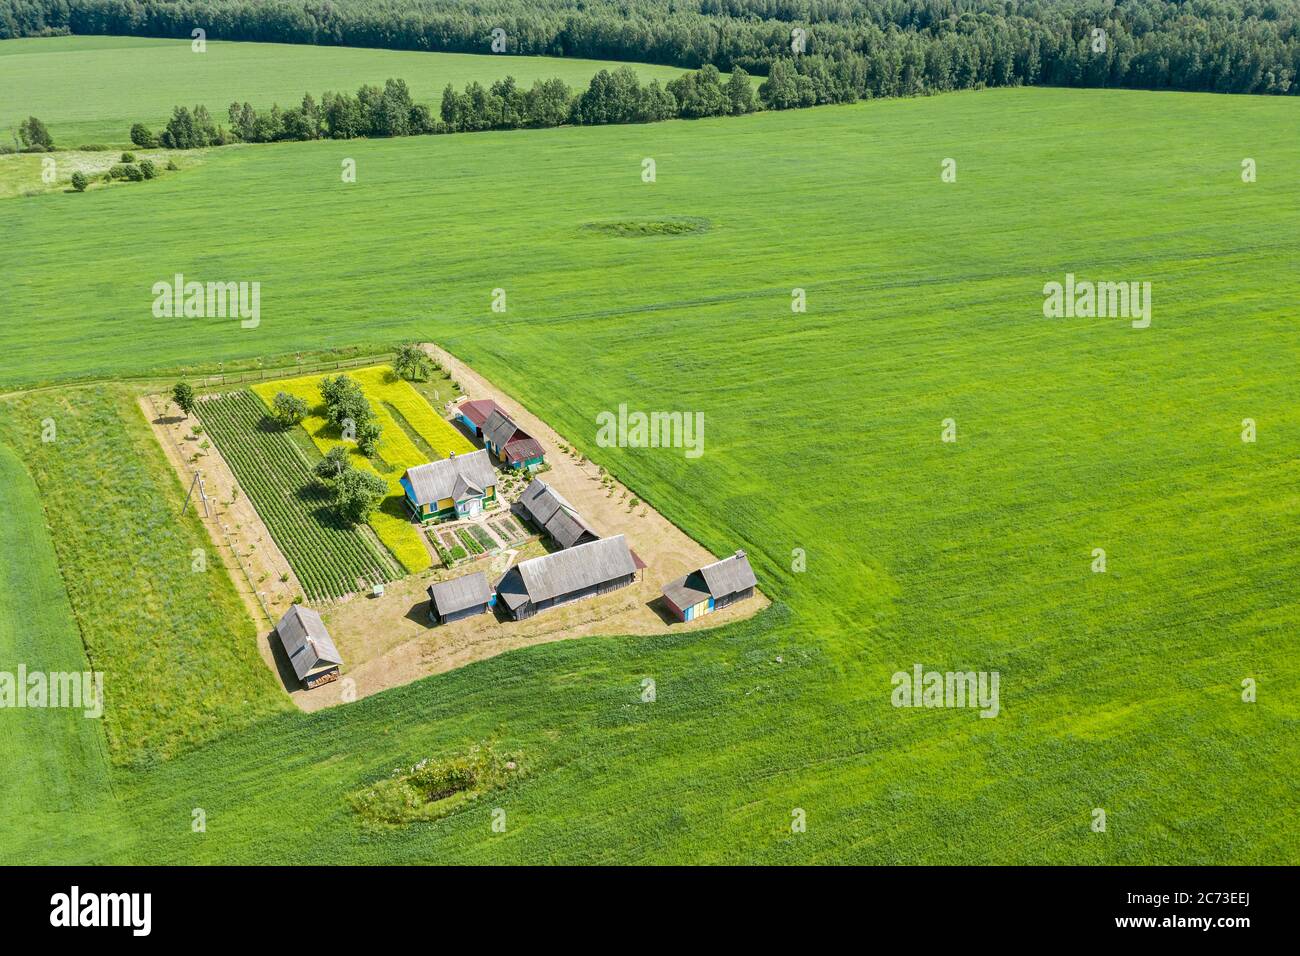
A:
[0,386,292,767]
[0,35,693,146]
[196,389,398,600]
[0,85,1297,863]
[251,365,475,573]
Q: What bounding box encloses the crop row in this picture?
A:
[197,390,395,600]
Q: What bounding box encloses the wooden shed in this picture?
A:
[661,550,757,622]
[516,478,600,549]
[275,605,343,689]
[495,535,637,621]
[427,571,495,625]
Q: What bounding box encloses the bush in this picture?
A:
[120,151,136,163]
[138,159,157,179]
[347,743,518,826]
[129,123,159,149]
[76,144,111,151]
[165,159,179,171]
[107,164,130,180]
[69,171,88,192]
[122,164,144,182]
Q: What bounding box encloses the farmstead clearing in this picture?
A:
[142,349,767,711]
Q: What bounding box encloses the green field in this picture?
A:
[196,389,398,600]
[1,77,1297,863]
[0,387,292,769]
[0,36,692,146]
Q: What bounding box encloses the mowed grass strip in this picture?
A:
[0,386,291,767]
[252,365,475,573]
[196,389,396,600]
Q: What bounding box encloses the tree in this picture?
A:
[171,383,196,417]
[129,123,159,148]
[355,420,382,456]
[726,67,758,114]
[18,116,53,150]
[271,391,308,427]
[314,445,351,481]
[70,171,87,192]
[393,343,432,381]
[333,467,387,525]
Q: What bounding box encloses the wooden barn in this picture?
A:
[456,399,504,439]
[495,535,637,621]
[516,477,600,549]
[661,550,757,622]
[427,571,495,624]
[275,605,343,689]
[482,409,546,471]
[400,450,497,522]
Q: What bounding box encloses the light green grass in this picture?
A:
[0,444,130,862]
[0,85,1297,863]
[0,35,692,146]
[0,387,293,768]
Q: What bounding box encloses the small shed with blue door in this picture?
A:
[661,550,757,622]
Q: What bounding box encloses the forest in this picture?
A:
[3,0,1297,97]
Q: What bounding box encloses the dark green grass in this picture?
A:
[197,389,396,599]
[0,86,1297,862]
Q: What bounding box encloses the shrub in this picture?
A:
[347,743,519,826]
[165,159,179,171]
[138,159,157,179]
[129,123,159,149]
[120,151,136,163]
[70,171,88,192]
[107,164,130,180]
[122,164,144,182]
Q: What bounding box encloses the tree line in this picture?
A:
[3,0,1297,97]
[132,65,761,147]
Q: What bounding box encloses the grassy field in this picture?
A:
[0,35,692,146]
[196,389,398,600]
[0,387,292,768]
[0,82,1297,863]
[251,365,475,573]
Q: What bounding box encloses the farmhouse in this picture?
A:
[516,477,600,549]
[482,409,546,470]
[495,535,637,620]
[427,571,495,624]
[456,398,504,439]
[275,605,343,689]
[400,450,497,521]
[661,550,757,622]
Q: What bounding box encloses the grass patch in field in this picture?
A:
[0,147,200,201]
[0,386,291,767]
[581,216,711,237]
[196,390,397,599]
[252,365,475,573]
[347,742,522,827]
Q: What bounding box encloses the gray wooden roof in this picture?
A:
[518,478,598,548]
[501,535,635,605]
[700,550,757,596]
[427,571,491,616]
[275,605,342,680]
[483,408,524,450]
[403,450,496,505]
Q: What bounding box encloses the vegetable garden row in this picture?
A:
[197,389,396,600]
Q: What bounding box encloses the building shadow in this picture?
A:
[404,599,432,627]
[646,595,680,626]
[264,627,304,691]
